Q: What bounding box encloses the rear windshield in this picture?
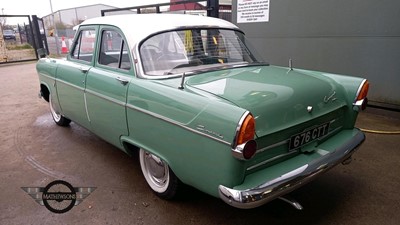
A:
[139,28,265,77]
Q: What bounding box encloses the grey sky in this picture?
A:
[1,0,166,17]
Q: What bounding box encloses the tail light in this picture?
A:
[232,113,257,160]
[236,114,255,146]
[356,80,369,101]
[354,79,369,110]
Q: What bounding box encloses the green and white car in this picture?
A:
[37,14,369,209]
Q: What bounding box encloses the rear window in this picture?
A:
[139,28,264,77]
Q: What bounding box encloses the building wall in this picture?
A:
[233,0,400,109]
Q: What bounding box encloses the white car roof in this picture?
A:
[79,14,239,48]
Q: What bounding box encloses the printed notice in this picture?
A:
[237,0,270,23]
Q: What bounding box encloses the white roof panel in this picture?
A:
[80,14,239,49]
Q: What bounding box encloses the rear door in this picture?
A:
[85,27,133,148]
[56,26,98,129]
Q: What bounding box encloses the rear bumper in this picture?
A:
[218,129,365,209]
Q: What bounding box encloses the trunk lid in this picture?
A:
[186,65,347,138]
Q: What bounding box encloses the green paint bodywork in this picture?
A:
[36,25,366,199]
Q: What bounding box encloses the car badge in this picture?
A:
[324,91,337,103]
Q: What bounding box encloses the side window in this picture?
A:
[98,30,131,70]
[71,29,96,63]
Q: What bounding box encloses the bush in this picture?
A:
[6,44,33,50]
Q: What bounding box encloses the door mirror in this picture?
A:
[37,48,47,58]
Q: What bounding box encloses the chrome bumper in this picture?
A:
[218,130,365,209]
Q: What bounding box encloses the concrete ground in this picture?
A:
[1,62,399,225]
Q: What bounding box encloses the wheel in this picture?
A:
[49,94,71,126]
[139,148,179,199]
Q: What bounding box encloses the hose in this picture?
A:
[359,128,400,134]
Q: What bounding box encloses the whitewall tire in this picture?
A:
[139,148,179,199]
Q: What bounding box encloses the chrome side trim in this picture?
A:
[39,73,56,81]
[218,130,365,209]
[256,140,289,154]
[126,103,231,146]
[320,126,343,141]
[56,79,85,91]
[247,150,298,171]
[83,91,91,123]
[85,89,126,107]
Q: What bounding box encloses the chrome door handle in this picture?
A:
[80,67,89,73]
[115,77,129,85]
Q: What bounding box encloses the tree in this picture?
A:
[55,22,67,30]
[0,16,7,30]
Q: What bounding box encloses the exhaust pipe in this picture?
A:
[342,156,353,165]
[278,196,303,210]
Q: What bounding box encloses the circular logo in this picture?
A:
[42,180,76,214]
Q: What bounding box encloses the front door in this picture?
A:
[56,26,98,129]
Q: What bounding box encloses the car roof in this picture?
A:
[79,14,239,49]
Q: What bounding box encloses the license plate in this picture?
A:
[289,122,330,150]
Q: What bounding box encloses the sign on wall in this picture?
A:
[237,0,270,23]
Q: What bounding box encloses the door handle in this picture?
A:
[80,67,89,73]
[115,77,129,85]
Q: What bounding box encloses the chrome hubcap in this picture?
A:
[143,152,168,188]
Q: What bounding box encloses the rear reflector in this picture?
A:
[243,140,257,160]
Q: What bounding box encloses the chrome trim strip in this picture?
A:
[256,140,289,154]
[353,99,365,107]
[40,73,55,81]
[56,79,85,91]
[247,150,298,171]
[353,79,367,103]
[83,91,91,123]
[218,130,365,209]
[85,89,126,107]
[320,126,343,141]
[232,111,251,149]
[126,103,231,146]
[45,72,229,145]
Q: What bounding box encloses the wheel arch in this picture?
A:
[120,136,175,172]
[121,139,140,157]
[40,83,50,102]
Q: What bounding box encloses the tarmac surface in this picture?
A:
[0,62,399,225]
